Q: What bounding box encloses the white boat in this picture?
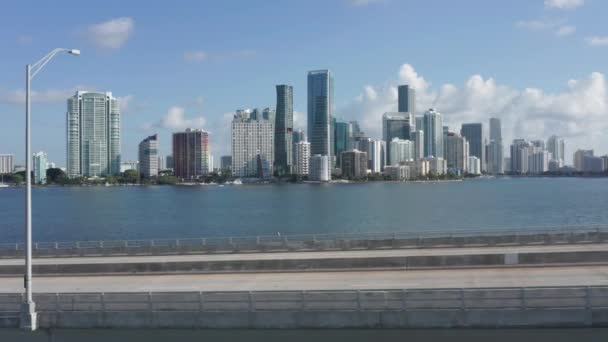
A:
[0,183,9,188]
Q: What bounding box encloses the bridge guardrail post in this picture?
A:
[101,292,105,312]
[585,286,592,326]
[148,292,153,312]
[301,291,306,311]
[248,291,254,312]
[357,291,362,311]
[521,288,527,310]
[199,292,204,312]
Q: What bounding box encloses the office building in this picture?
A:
[67,91,121,178]
[425,157,447,175]
[369,140,386,173]
[398,84,415,114]
[173,129,211,179]
[231,114,273,178]
[423,108,443,158]
[487,118,503,174]
[340,150,368,179]
[295,139,311,176]
[384,165,411,181]
[157,156,166,171]
[574,149,594,171]
[138,134,159,178]
[0,155,14,174]
[460,123,484,171]
[274,85,294,175]
[309,154,330,181]
[445,133,469,174]
[468,156,481,175]
[411,130,424,161]
[334,121,350,159]
[307,70,334,157]
[220,156,232,173]
[582,154,605,173]
[120,161,139,172]
[487,140,503,174]
[389,138,415,166]
[547,135,565,165]
[415,116,424,134]
[383,112,413,160]
[528,149,550,174]
[166,155,174,170]
[32,151,47,184]
[510,139,531,174]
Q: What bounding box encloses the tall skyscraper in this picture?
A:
[445,133,469,174]
[460,123,484,171]
[274,85,294,175]
[231,113,274,178]
[220,156,232,173]
[369,140,386,173]
[487,118,503,174]
[397,85,415,114]
[510,139,531,174]
[166,155,174,170]
[138,134,159,178]
[415,116,424,134]
[172,129,211,179]
[334,121,350,159]
[0,155,14,174]
[32,151,47,184]
[307,70,334,157]
[67,91,121,178]
[411,130,424,161]
[547,135,565,164]
[423,108,443,158]
[383,112,413,162]
[295,139,311,176]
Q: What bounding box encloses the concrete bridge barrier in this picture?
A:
[1,286,608,329]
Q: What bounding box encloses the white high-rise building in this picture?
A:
[32,151,47,184]
[295,140,311,176]
[411,130,424,161]
[389,138,414,165]
[487,140,504,174]
[445,133,469,174]
[138,134,159,178]
[423,108,443,158]
[309,155,330,181]
[425,157,447,175]
[67,91,121,178]
[369,140,386,173]
[468,156,481,175]
[231,113,274,178]
[528,149,549,174]
[0,155,14,174]
[547,135,565,165]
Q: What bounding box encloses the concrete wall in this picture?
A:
[1,286,608,329]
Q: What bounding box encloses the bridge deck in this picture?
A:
[0,265,607,293]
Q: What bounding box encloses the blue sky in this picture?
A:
[1,0,607,166]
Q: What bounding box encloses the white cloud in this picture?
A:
[155,106,206,130]
[347,0,384,6]
[339,64,608,160]
[86,17,134,50]
[586,36,608,46]
[184,51,208,62]
[544,0,584,10]
[117,95,134,113]
[555,25,576,37]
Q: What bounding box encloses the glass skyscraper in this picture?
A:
[274,85,294,175]
[307,70,334,157]
[66,91,121,178]
[423,108,443,158]
[461,123,484,169]
[398,85,415,114]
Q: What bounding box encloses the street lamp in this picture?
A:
[21,48,80,331]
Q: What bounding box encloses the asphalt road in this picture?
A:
[0,265,606,293]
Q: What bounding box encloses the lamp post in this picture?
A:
[21,48,80,331]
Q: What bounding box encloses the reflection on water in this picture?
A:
[2,328,608,342]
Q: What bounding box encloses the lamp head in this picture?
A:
[67,49,81,56]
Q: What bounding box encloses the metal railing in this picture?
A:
[0,224,607,253]
[0,286,607,313]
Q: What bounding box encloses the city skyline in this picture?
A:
[1,1,608,165]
